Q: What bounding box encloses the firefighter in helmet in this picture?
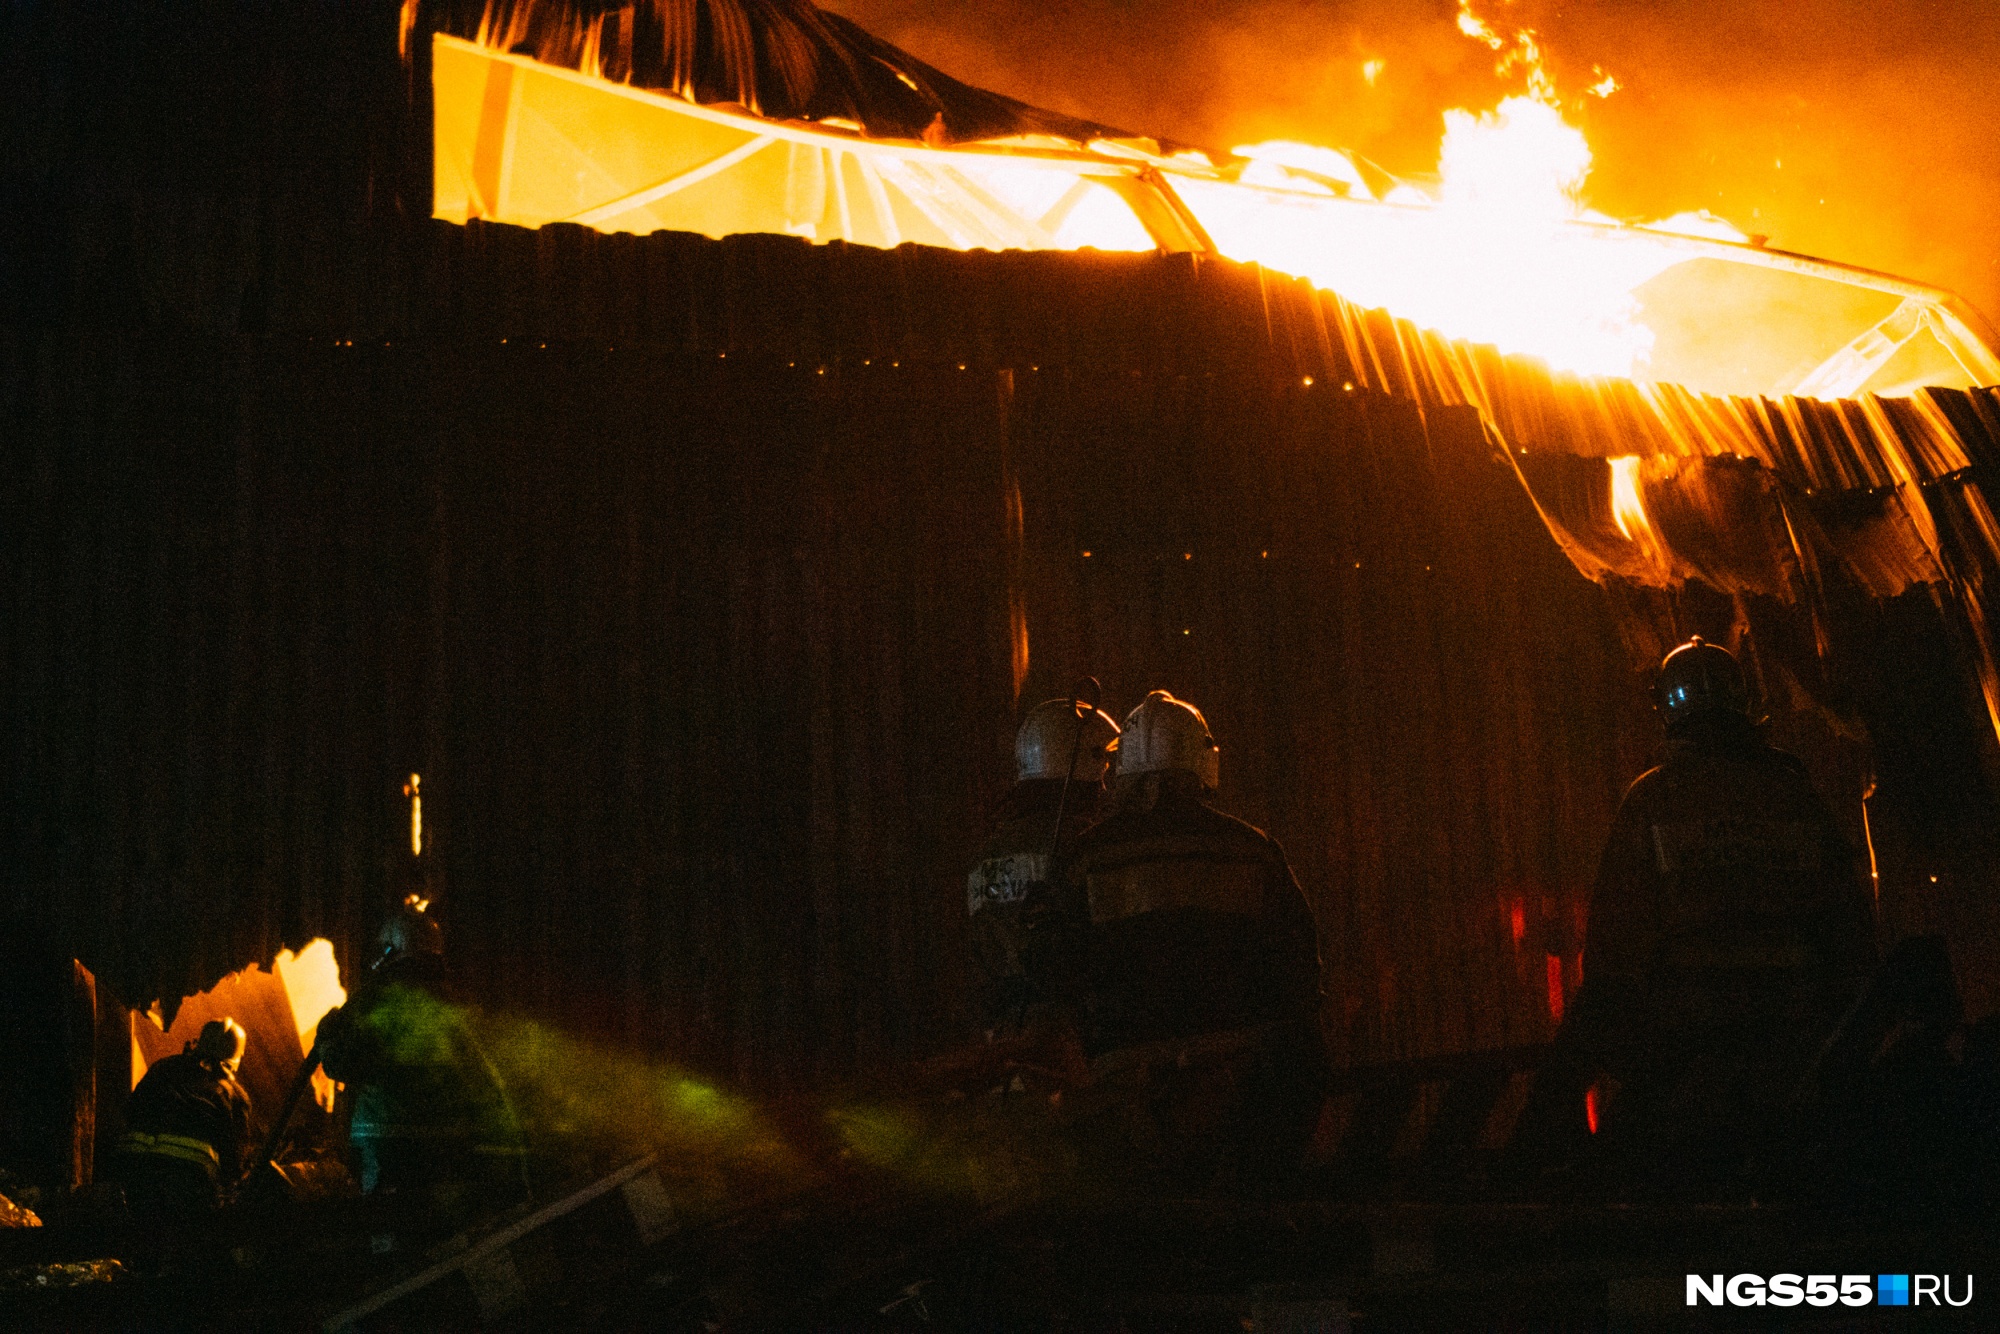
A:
[317,902,526,1220]
[114,1018,252,1218]
[963,696,1120,1037]
[1054,691,1326,1190]
[1568,636,1876,1188]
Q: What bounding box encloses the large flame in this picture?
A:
[1215,1,1746,379]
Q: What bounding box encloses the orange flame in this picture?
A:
[399,0,421,59]
[403,772,423,857]
[1455,0,1557,103]
[1608,454,1674,581]
[1213,2,1754,378]
[1608,455,1651,543]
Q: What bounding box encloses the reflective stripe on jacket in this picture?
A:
[348,1120,478,1141]
[120,1051,252,1185]
[1056,775,1324,1057]
[117,1130,220,1176]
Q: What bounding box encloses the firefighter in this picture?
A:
[1054,691,1325,1191]
[317,903,526,1220]
[114,1018,252,1218]
[1569,636,1877,1189]
[963,696,1120,1038]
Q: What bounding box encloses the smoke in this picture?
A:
[820,0,2000,330]
[366,988,1081,1214]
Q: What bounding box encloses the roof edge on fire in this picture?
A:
[417,0,1173,149]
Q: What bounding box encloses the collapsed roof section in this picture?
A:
[430,34,1206,256]
[423,0,1142,147]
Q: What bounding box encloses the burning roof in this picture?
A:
[420,0,2000,402]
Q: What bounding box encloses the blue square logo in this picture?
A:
[1878,1275,1910,1307]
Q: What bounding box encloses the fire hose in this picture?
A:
[242,1036,326,1195]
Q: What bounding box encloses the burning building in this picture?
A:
[3,0,1999,1324]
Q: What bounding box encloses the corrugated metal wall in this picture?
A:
[6,0,1995,1090]
[420,347,1020,1082]
[4,221,1666,1078]
[4,331,434,1016]
[2,326,1026,1081]
[1005,371,1646,1063]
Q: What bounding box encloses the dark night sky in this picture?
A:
[823,0,2000,329]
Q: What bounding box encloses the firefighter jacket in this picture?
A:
[317,958,518,1177]
[1053,772,1324,1060]
[118,1052,252,1187]
[1578,720,1876,1071]
[963,778,1102,1033]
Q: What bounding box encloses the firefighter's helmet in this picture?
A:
[1656,636,1751,732]
[1116,691,1220,790]
[1015,697,1121,783]
[373,902,444,969]
[192,1017,247,1075]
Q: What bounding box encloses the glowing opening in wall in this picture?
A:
[132,940,348,1115]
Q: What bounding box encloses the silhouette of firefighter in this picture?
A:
[1564,636,1877,1189]
[1051,690,1326,1191]
[113,1018,252,1219]
[963,696,1121,1039]
[317,902,526,1220]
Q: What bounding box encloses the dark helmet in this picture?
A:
[372,899,444,970]
[191,1017,247,1075]
[1656,636,1750,732]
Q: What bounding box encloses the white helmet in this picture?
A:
[1015,698,1121,782]
[1116,691,1219,791]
